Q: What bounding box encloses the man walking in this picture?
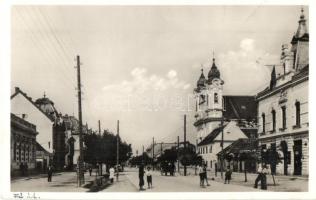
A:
[139,163,145,190]
[203,163,210,186]
[47,165,53,182]
[254,163,263,188]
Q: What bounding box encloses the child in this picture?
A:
[224,166,232,184]
[146,166,153,189]
[109,166,115,183]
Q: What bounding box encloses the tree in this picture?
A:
[83,129,132,169]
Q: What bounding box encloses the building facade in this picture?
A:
[193,58,258,171]
[11,113,38,176]
[11,87,55,169]
[256,9,309,176]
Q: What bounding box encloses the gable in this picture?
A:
[215,121,248,141]
[11,93,54,153]
[223,96,257,121]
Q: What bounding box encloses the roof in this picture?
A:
[11,87,55,122]
[207,58,220,81]
[197,124,227,146]
[197,69,206,88]
[223,95,257,121]
[36,142,52,155]
[217,138,258,156]
[256,65,308,100]
[240,128,258,139]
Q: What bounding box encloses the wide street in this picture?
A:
[11,167,308,192]
[103,167,260,192]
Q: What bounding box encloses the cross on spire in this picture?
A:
[212,51,215,62]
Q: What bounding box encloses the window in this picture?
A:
[222,97,226,111]
[206,94,209,106]
[295,101,301,126]
[211,160,213,168]
[214,93,218,103]
[13,142,16,161]
[282,106,286,129]
[262,113,266,133]
[210,145,212,153]
[206,146,208,154]
[272,109,276,132]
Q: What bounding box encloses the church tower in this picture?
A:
[194,57,224,143]
[290,8,309,71]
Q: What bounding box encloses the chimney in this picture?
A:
[15,87,20,93]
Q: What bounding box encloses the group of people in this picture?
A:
[198,163,210,187]
[139,164,153,190]
[19,163,29,176]
[254,164,269,190]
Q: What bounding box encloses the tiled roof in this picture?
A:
[223,95,257,121]
[197,124,227,146]
[36,142,52,155]
[240,128,258,139]
[217,138,258,156]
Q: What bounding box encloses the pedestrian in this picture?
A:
[145,166,153,189]
[109,166,115,183]
[20,163,24,176]
[89,166,92,176]
[203,163,210,186]
[254,163,263,188]
[139,163,145,190]
[261,164,268,190]
[224,166,232,184]
[47,165,53,182]
[198,164,204,187]
[25,163,28,176]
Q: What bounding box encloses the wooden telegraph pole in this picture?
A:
[177,136,180,172]
[76,55,84,186]
[98,120,101,135]
[116,120,120,181]
[184,114,187,176]
[221,117,224,179]
[152,137,155,169]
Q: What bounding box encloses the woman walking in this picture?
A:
[139,163,145,190]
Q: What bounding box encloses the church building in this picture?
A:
[194,58,258,171]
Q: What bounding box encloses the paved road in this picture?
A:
[11,172,94,192]
[101,168,261,192]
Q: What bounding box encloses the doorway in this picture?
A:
[280,141,288,175]
[293,140,302,175]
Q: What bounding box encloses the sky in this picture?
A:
[11,5,308,154]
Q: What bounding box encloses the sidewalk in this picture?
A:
[185,167,308,192]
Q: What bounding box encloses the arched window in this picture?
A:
[272,109,276,132]
[281,106,287,129]
[214,93,218,103]
[262,113,266,133]
[295,101,301,126]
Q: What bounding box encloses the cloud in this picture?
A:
[96,68,191,112]
[240,38,255,52]
[216,38,279,95]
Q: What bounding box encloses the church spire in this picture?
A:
[291,7,309,44]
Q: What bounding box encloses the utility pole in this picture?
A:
[152,137,155,169]
[221,117,224,179]
[184,114,187,176]
[76,55,84,186]
[116,120,119,181]
[177,136,180,172]
[98,120,101,135]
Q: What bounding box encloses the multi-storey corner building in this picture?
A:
[256,9,309,176]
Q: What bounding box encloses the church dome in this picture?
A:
[208,58,220,82]
[197,69,206,88]
[35,93,58,120]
